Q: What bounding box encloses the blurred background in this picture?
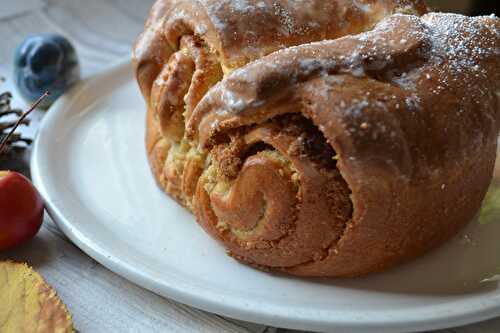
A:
[428,0,499,15]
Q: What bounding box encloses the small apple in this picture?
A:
[0,171,44,250]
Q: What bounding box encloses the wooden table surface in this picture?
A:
[1,1,500,332]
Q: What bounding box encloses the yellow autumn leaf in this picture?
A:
[0,261,73,333]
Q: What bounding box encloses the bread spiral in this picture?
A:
[134,1,500,277]
[134,0,427,208]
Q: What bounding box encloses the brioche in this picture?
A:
[134,1,500,276]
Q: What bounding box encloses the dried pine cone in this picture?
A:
[0,91,32,155]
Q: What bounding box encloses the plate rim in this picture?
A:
[30,59,500,333]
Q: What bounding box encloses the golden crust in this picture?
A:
[189,13,500,276]
[134,0,427,86]
[134,0,500,277]
[135,0,427,207]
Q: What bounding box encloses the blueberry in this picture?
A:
[14,34,80,108]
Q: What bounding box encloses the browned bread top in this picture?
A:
[186,13,500,276]
[134,0,429,212]
[133,0,427,101]
[189,13,500,175]
[135,1,500,276]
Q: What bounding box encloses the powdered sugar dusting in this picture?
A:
[199,0,421,65]
[189,12,500,148]
[352,0,372,13]
[201,0,323,41]
[272,2,296,36]
[340,13,500,103]
[298,58,336,76]
[391,68,423,90]
[425,13,499,86]
[134,17,165,62]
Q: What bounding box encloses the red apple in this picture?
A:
[0,171,44,250]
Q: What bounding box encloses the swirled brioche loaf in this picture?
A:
[133,0,427,207]
[134,1,500,276]
[188,13,500,276]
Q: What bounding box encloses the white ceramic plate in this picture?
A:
[31,60,500,333]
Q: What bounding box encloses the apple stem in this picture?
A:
[0,91,50,155]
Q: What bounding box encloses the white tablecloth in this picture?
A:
[1,1,499,332]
